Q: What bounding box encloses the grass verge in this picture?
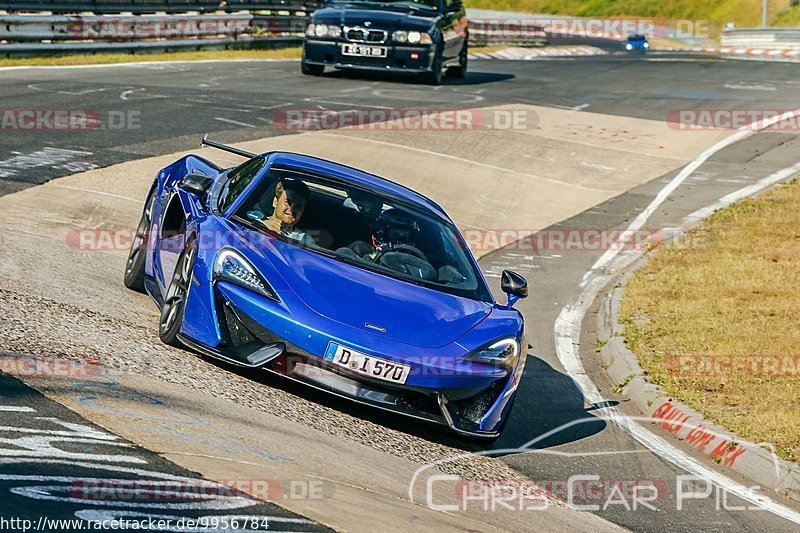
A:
[0,47,302,68]
[620,177,800,464]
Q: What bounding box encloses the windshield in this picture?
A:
[231,167,492,303]
[327,0,439,10]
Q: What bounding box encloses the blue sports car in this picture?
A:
[124,137,529,439]
[624,33,650,52]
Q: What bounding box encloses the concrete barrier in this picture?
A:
[722,27,800,51]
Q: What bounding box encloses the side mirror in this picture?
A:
[178,173,214,197]
[501,270,528,307]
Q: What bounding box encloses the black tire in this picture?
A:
[446,40,468,79]
[159,238,196,347]
[123,188,155,292]
[422,45,443,85]
[301,62,325,76]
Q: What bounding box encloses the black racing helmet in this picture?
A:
[374,209,420,248]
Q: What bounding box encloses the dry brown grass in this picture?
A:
[621,178,800,464]
[0,47,302,68]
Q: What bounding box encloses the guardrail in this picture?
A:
[722,28,800,51]
[0,13,570,58]
[0,13,307,56]
[0,1,323,14]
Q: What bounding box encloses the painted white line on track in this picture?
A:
[315,131,605,192]
[48,185,139,203]
[0,406,36,412]
[554,107,800,524]
[686,161,800,225]
[214,117,256,128]
[585,107,800,288]
[304,97,392,110]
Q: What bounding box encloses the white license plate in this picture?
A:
[341,44,387,57]
[324,342,410,384]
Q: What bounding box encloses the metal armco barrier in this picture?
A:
[0,12,308,56]
[0,13,570,58]
[0,1,323,14]
[469,18,548,47]
[1,36,302,56]
[722,28,800,51]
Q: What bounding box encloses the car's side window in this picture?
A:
[218,157,266,213]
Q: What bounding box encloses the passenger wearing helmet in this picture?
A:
[342,189,384,247]
[337,209,437,281]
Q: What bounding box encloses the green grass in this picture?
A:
[620,178,800,464]
[775,5,800,25]
[464,0,799,28]
[0,47,302,68]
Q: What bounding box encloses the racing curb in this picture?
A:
[596,268,800,504]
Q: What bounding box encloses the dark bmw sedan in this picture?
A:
[301,0,468,84]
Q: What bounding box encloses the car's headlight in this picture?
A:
[625,43,633,50]
[464,338,520,367]
[306,24,340,38]
[393,30,432,44]
[643,42,650,48]
[214,249,278,301]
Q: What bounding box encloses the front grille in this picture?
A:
[344,26,387,43]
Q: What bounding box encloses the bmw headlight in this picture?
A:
[214,249,278,301]
[464,338,520,367]
[306,24,340,38]
[393,30,432,44]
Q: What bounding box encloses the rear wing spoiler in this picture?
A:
[202,135,257,159]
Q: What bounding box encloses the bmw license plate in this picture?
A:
[341,44,388,57]
[324,342,410,384]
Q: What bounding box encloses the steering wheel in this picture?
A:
[374,243,428,263]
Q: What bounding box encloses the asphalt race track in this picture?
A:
[0,376,328,531]
[1,52,800,532]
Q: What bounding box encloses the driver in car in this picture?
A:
[338,209,437,281]
[260,178,315,247]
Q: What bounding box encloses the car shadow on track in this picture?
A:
[195,350,605,455]
[319,69,515,86]
[486,355,608,454]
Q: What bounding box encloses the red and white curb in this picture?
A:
[469,45,607,60]
[661,46,800,61]
[598,280,800,503]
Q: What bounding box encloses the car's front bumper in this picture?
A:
[303,38,436,73]
[179,280,526,438]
